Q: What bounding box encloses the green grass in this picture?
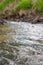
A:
[15,0,32,10]
[0,0,13,11]
[13,0,43,13]
[35,0,43,13]
[0,0,43,14]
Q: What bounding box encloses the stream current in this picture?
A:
[0,21,43,65]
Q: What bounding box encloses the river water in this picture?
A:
[0,21,43,65]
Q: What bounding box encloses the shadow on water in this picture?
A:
[0,21,43,65]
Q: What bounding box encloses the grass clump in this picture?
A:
[0,0,43,14]
[15,0,32,11]
[35,0,43,13]
[0,0,13,11]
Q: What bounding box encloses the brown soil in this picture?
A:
[0,9,43,24]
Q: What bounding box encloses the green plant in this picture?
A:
[35,0,43,13]
[15,0,32,10]
[0,0,13,11]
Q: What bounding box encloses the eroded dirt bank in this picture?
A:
[0,0,43,24]
[0,9,43,24]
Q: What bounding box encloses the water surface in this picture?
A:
[0,21,43,65]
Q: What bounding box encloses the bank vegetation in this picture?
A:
[0,0,43,23]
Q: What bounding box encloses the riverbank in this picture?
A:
[0,0,43,24]
[0,9,43,24]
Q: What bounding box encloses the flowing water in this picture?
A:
[0,21,43,65]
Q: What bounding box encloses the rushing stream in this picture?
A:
[0,21,43,65]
